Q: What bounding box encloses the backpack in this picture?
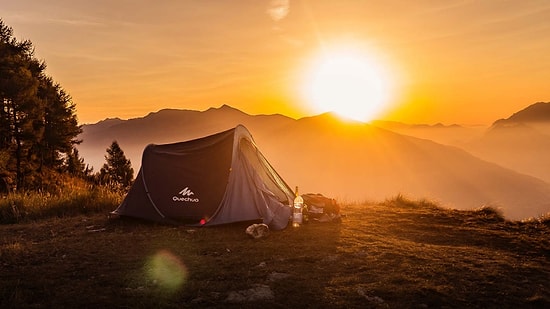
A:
[302,193,340,222]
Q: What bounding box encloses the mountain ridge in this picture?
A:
[493,101,550,126]
[77,104,550,220]
[466,102,550,184]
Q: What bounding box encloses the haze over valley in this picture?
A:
[77,102,550,221]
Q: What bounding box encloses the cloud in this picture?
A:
[45,18,104,27]
[267,0,290,22]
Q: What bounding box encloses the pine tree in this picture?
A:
[38,76,82,169]
[65,147,86,177]
[0,19,82,190]
[99,141,134,190]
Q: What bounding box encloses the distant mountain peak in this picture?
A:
[145,108,192,117]
[371,120,463,129]
[83,117,124,128]
[493,102,550,126]
[300,111,368,124]
[216,103,239,110]
[206,104,247,114]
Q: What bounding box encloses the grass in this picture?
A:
[0,178,123,224]
[0,195,549,308]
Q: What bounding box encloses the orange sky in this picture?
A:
[2,0,549,125]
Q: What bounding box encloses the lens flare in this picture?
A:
[145,250,188,293]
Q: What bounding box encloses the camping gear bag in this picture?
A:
[302,193,340,222]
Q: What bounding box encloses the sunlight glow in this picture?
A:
[301,46,393,122]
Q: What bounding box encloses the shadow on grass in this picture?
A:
[102,216,344,308]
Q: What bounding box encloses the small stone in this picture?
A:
[245,223,270,239]
[267,272,291,281]
[226,284,274,303]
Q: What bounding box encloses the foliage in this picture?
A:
[64,147,92,178]
[98,140,134,190]
[0,175,123,224]
[0,19,81,192]
[383,193,440,210]
[474,204,505,221]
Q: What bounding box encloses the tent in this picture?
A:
[112,125,294,230]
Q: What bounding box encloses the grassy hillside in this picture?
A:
[1,196,549,308]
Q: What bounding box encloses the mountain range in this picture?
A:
[77,103,550,220]
[467,102,550,184]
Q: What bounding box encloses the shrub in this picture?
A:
[384,194,440,210]
[474,205,505,222]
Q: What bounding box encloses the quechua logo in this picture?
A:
[172,187,200,203]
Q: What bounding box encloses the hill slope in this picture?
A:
[495,102,550,124]
[371,120,484,147]
[77,105,550,220]
[258,114,550,220]
[467,102,550,184]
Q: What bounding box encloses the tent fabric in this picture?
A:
[112,125,294,230]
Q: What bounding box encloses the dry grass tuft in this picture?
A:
[0,178,124,224]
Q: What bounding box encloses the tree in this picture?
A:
[0,20,43,189]
[38,76,82,169]
[0,18,82,191]
[99,141,134,190]
[65,147,87,177]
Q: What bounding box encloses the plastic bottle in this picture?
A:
[303,203,309,224]
[292,186,303,227]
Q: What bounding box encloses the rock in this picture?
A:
[357,288,387,307]
[267,272,291,281]
[226,284,274,302]
[245,223,270,239]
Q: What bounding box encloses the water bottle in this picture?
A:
[292,186,303,227]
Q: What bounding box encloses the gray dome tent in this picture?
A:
[112,125,294,230]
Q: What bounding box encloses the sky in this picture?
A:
[1,0,549,125]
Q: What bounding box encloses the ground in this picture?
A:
[1,199,549,308]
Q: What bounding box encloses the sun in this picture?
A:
[300,46,393,122]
